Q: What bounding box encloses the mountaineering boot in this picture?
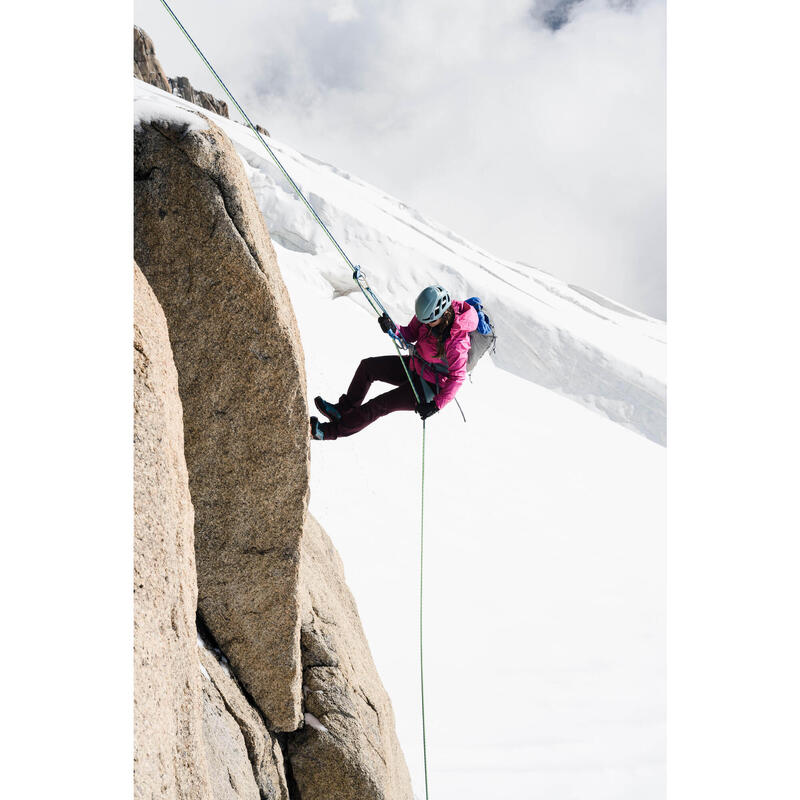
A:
[310,416,325,440]
[314,395,342,423]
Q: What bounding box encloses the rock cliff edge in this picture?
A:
[134,109,412,799]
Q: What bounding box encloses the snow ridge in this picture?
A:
[134,79,665,445]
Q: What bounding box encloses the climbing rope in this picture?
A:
[156,2,431,794]
[156,0,420,403]
[419,419,430,800]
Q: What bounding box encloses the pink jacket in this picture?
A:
[396,299,478,409]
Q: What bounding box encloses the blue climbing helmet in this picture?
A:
[415,285,452,324]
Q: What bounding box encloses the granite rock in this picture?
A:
[133,262,211,800]
[134,26,171,93]
[134,115,309,732]
[287,514,414,800]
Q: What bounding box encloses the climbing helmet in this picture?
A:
[415,285,452,324]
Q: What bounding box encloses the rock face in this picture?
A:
[169,76,230,118]
[134,27,170,93]
[134,115,310,731]
[135,262,290,800]
[289,514,414,800]
[200,677,260,800]
[133,261,210,800]
[199,636,289,800]
[134,26,230,118]
[134,105,413,799]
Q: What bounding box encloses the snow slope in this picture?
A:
[135,80,666,800]
[134,80,665,446]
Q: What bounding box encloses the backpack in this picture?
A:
[464,297,497,374]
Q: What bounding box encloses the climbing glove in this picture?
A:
[378,313,396,334]
[415,400,439,420]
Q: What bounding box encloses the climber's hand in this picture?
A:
[378,313,396,334]
[415,400,438,420]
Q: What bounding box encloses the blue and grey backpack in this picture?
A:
[464,297,497,374]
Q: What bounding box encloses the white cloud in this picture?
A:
[135,0,665,318]
[328,1,359,24]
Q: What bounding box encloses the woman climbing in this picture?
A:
[310,285,478,440]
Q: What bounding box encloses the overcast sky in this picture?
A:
[135,0,665,319]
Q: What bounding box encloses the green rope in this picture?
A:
[159,11,432,791]
[419,419,430,800]
[157,6,432,790]
[157,0,355,274]
[396,351,422,405]
[156,0,420,405]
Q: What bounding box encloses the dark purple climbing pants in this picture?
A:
[320,355,419,439]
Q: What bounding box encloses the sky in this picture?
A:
[135,0,666,319]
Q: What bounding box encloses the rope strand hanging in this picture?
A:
[419,419,430,800]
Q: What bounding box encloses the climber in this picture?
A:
[310,285,478,440]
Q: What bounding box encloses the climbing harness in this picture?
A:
[155,2,430,795]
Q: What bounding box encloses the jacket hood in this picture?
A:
[448,299,479,334]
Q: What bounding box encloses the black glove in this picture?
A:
[378,313,396,334]
[415,400,438,420]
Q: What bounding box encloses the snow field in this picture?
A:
[279,246,665,799]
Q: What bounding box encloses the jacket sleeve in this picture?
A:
[396,315,421,344]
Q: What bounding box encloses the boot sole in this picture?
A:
[309,416,325,440]
[314,396,342,422]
